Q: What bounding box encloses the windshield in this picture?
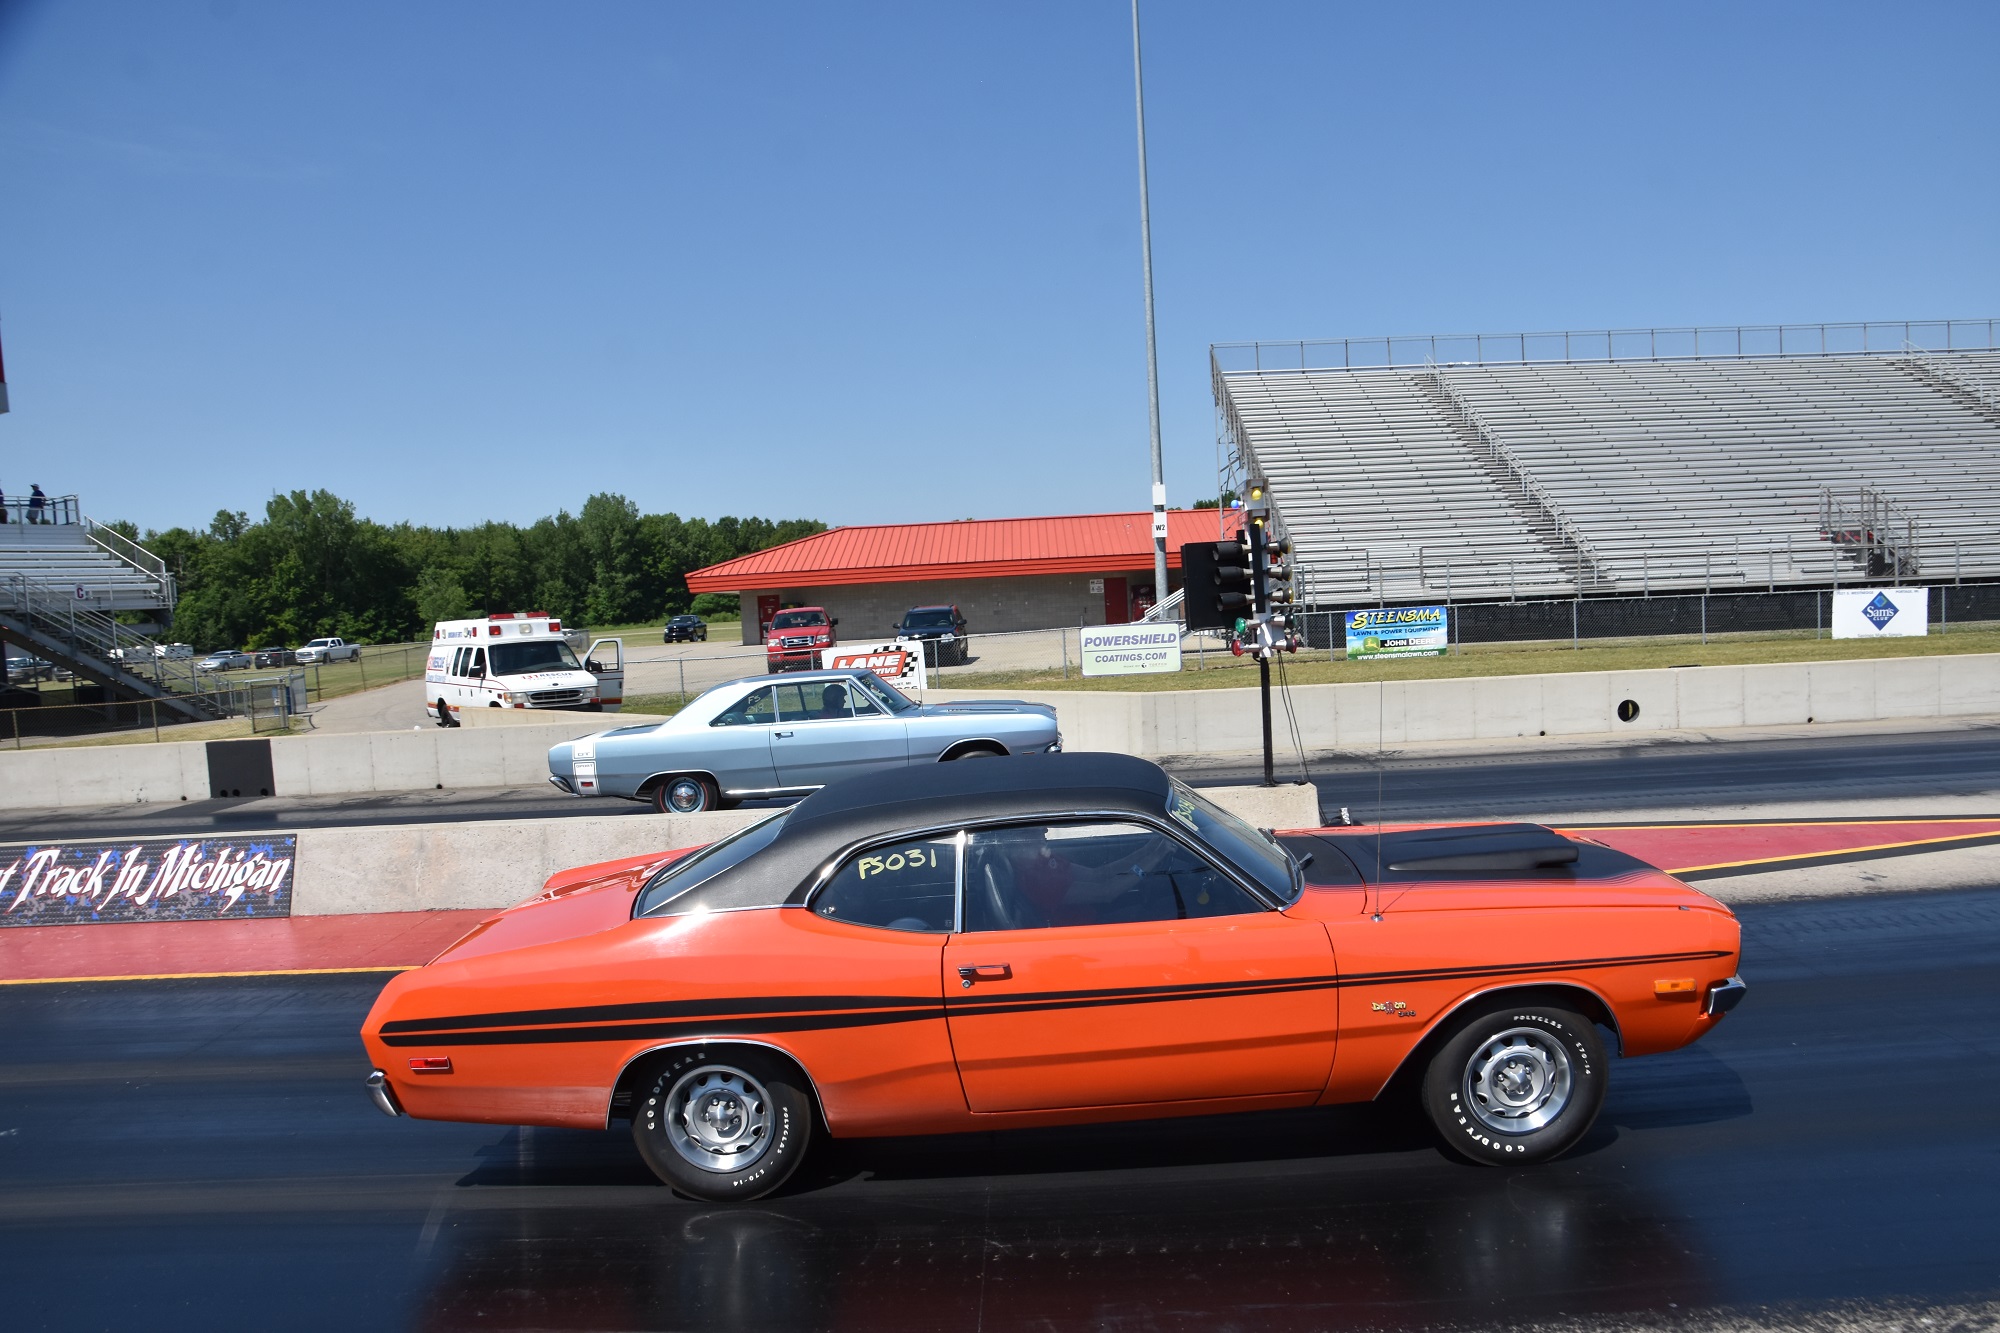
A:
[635,809,790,916]
[902,610,955,628]
[1165,779,1299,904]
[488,639,582,675]
[771,610,827,630]
[856,671,918,713]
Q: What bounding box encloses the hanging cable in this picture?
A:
[1271,641,1312,785]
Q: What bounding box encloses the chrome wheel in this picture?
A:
[664,776,711,813]
[660,1065,773,1173]
[1462,1026,1573,1134]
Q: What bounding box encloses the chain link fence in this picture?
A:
[1293,582,2000,652]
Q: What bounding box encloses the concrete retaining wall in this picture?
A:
[0,717,619,809]
[289,782,1322,916]
[937,652,2000,756]
[5,653,1992,810]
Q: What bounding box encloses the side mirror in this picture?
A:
[830,618,839,627]
[585,659,602,673]
[468,666,485,679]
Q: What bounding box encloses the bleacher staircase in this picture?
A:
[0,501,222,722]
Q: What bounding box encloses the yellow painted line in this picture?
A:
[1664,828,2000,875]
[0,964,414,986]
[1574,819,2000,832]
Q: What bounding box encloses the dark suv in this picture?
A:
[895,604,969,665]
[663,614,708,644]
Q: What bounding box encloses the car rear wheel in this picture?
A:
[653,775,718,814]
[631,1048,814,1201]
[1421,1002,1605,1166]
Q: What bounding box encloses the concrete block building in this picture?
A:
[688,510,1242,645]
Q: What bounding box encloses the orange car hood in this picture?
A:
[428,846,695,966]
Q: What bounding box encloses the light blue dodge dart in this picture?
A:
[547,669,1061,813]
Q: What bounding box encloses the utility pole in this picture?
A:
[1131,0,1170,611]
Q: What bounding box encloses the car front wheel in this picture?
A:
[653,775,718,814]
[1421,1002,1605,1166]
[632,1048,814,1201]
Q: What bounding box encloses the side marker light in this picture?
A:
[409,1057,454,1074]
[1654,978,1696,996]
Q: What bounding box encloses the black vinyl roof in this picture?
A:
[663,753,1176,914]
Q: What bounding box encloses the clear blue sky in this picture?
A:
[2,1,1994,534]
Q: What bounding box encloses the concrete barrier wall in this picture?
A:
[4,653,1992,810]
[0,716,620,809]
[289,782,1323,916]
[936,652,2000,757]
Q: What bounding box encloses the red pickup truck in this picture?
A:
[765,607,837,673]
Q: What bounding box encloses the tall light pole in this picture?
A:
[1131,0,1170,614]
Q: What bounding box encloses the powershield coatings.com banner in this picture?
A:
[0,835,297,927]
[1080,625,1183,677]
[1345,605,1449,659]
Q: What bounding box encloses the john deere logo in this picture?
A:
[1862,593,1900,630]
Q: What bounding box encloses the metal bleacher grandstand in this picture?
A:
[0,493,221,720]
[1212,319,2000,605]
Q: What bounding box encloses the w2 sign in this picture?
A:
[0,835,297,927]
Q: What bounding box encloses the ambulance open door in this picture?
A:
[585,638,624,712]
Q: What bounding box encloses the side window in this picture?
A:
[470,647,486,675]
[775,680,855,721]
[962,822,1263,933]
[712,686,778,728]
[813,834,959,932]
[849,687,883,716]
[451,647,471,676]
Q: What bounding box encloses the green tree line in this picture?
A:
[136,491,823,650]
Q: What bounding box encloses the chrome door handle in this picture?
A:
[775,731,794,738]
[956,964,1012,988]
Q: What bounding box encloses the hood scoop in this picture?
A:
[1360,823,1581,876]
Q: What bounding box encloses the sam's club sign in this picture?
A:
[1832,587,1929,639]
[1345,605,1449,659]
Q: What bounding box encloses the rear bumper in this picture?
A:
[1704,975,1747,1017]
[366,1069,404,1118]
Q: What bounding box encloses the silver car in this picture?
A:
[547,669,1060,813]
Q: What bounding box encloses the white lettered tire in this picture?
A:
[1421,1002,1606,1165]
[631,1047,814,1201]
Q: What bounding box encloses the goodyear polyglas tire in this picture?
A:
[1421,1002,1605,1165]
[631,1047,813,1201]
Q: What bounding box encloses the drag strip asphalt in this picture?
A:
[3,886,1997,1331]
[8,724,2000,843]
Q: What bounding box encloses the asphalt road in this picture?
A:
[4,886,1998,1331]
[8,724,2000,844]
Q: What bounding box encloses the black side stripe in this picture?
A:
[379,993,937,1036]
[375,949,1731,1049]
[379,1008,934,1049]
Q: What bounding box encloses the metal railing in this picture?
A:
[1901,340,2000,415]
[0,493,81,526]
[1212,318,2000,376]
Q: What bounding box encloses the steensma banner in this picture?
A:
[0,835,297,928]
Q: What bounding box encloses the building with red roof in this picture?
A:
[689,508,1240,642]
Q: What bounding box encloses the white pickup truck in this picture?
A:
[296,636,361,664]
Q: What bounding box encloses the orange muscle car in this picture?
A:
[361,753,1745,1201]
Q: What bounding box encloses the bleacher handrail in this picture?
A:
[1212,318,2000,376]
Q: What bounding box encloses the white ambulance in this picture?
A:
[425,613,625,727]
